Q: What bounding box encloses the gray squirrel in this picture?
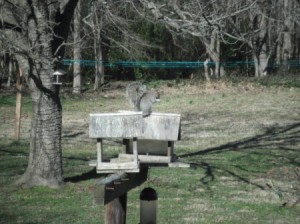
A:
[125,82,160,117]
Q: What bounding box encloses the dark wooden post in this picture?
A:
[105,193,127,224]
[97,138,103,169]
[94,168,149,223]
[167,141,174,161]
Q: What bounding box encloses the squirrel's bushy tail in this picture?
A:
[125,82,147,110]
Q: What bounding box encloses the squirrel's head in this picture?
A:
[150,88,160,102]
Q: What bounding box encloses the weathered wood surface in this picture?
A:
[90,112,181,141]
[89,112,182,172]
[141,112,181,141]
[118,153,172,164]
[89,158,190,168]
[96,161,140,173]
[94,167,148,205]
[94,137,139,173]
[89,113,143,138]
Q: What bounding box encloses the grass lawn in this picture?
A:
[0,78,299,223]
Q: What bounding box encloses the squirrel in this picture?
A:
[125,82,160,117]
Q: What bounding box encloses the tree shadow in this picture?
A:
[182,122,300,158]
[0,141,29,156]
[180,122,300,189]
[62,131,86,138]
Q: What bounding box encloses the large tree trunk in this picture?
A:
[14,2,65,188]
[73,0,82,94]
[27,89,62,188]
[1,0,80,188]
[15,55,63,188]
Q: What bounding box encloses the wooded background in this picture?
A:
[1,0,300,92]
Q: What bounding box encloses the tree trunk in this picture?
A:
[251,10,269,77]
[259,44,268,77]
[203,58,211,81]
[15,56,63,188]
[93,35,105,91]
[22,90,63,188]
[0,57,4,89]
[1,0,79,188]
[204,30,225,78]
[7,56,13,88]
[253,49,268,78]
[73,0,82,94]
[282,0,293,70]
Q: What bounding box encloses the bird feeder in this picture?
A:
[140,187,157,224]
[52,70,64,85]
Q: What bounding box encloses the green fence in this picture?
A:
[62,59,300,69]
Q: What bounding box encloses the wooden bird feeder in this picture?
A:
[89,111,185,174]
[89,111,189,223]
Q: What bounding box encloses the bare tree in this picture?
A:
[83,0,157,87]
[86,1,105,90]
[133,0,257,78]
[276,0,300,69]
[240,0,299,76]
[0,0,79,188]
[248,0,271,77]
[131,0,300,77]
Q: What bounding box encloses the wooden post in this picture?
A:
[94,168,148,205]
[94,168,148,223]
[105,193,127,224]
[15,68,22,140]
[123,139,130,154]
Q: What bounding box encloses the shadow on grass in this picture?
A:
[0,142,102,184]
[64,168,101,183]
[0,141,29,156]
[181,122,300,158]
[180,122,300,189]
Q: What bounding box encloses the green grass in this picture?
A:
[1,79,300,223]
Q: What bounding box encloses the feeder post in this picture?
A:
[15,67,22,140]
[105,193,127,224]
